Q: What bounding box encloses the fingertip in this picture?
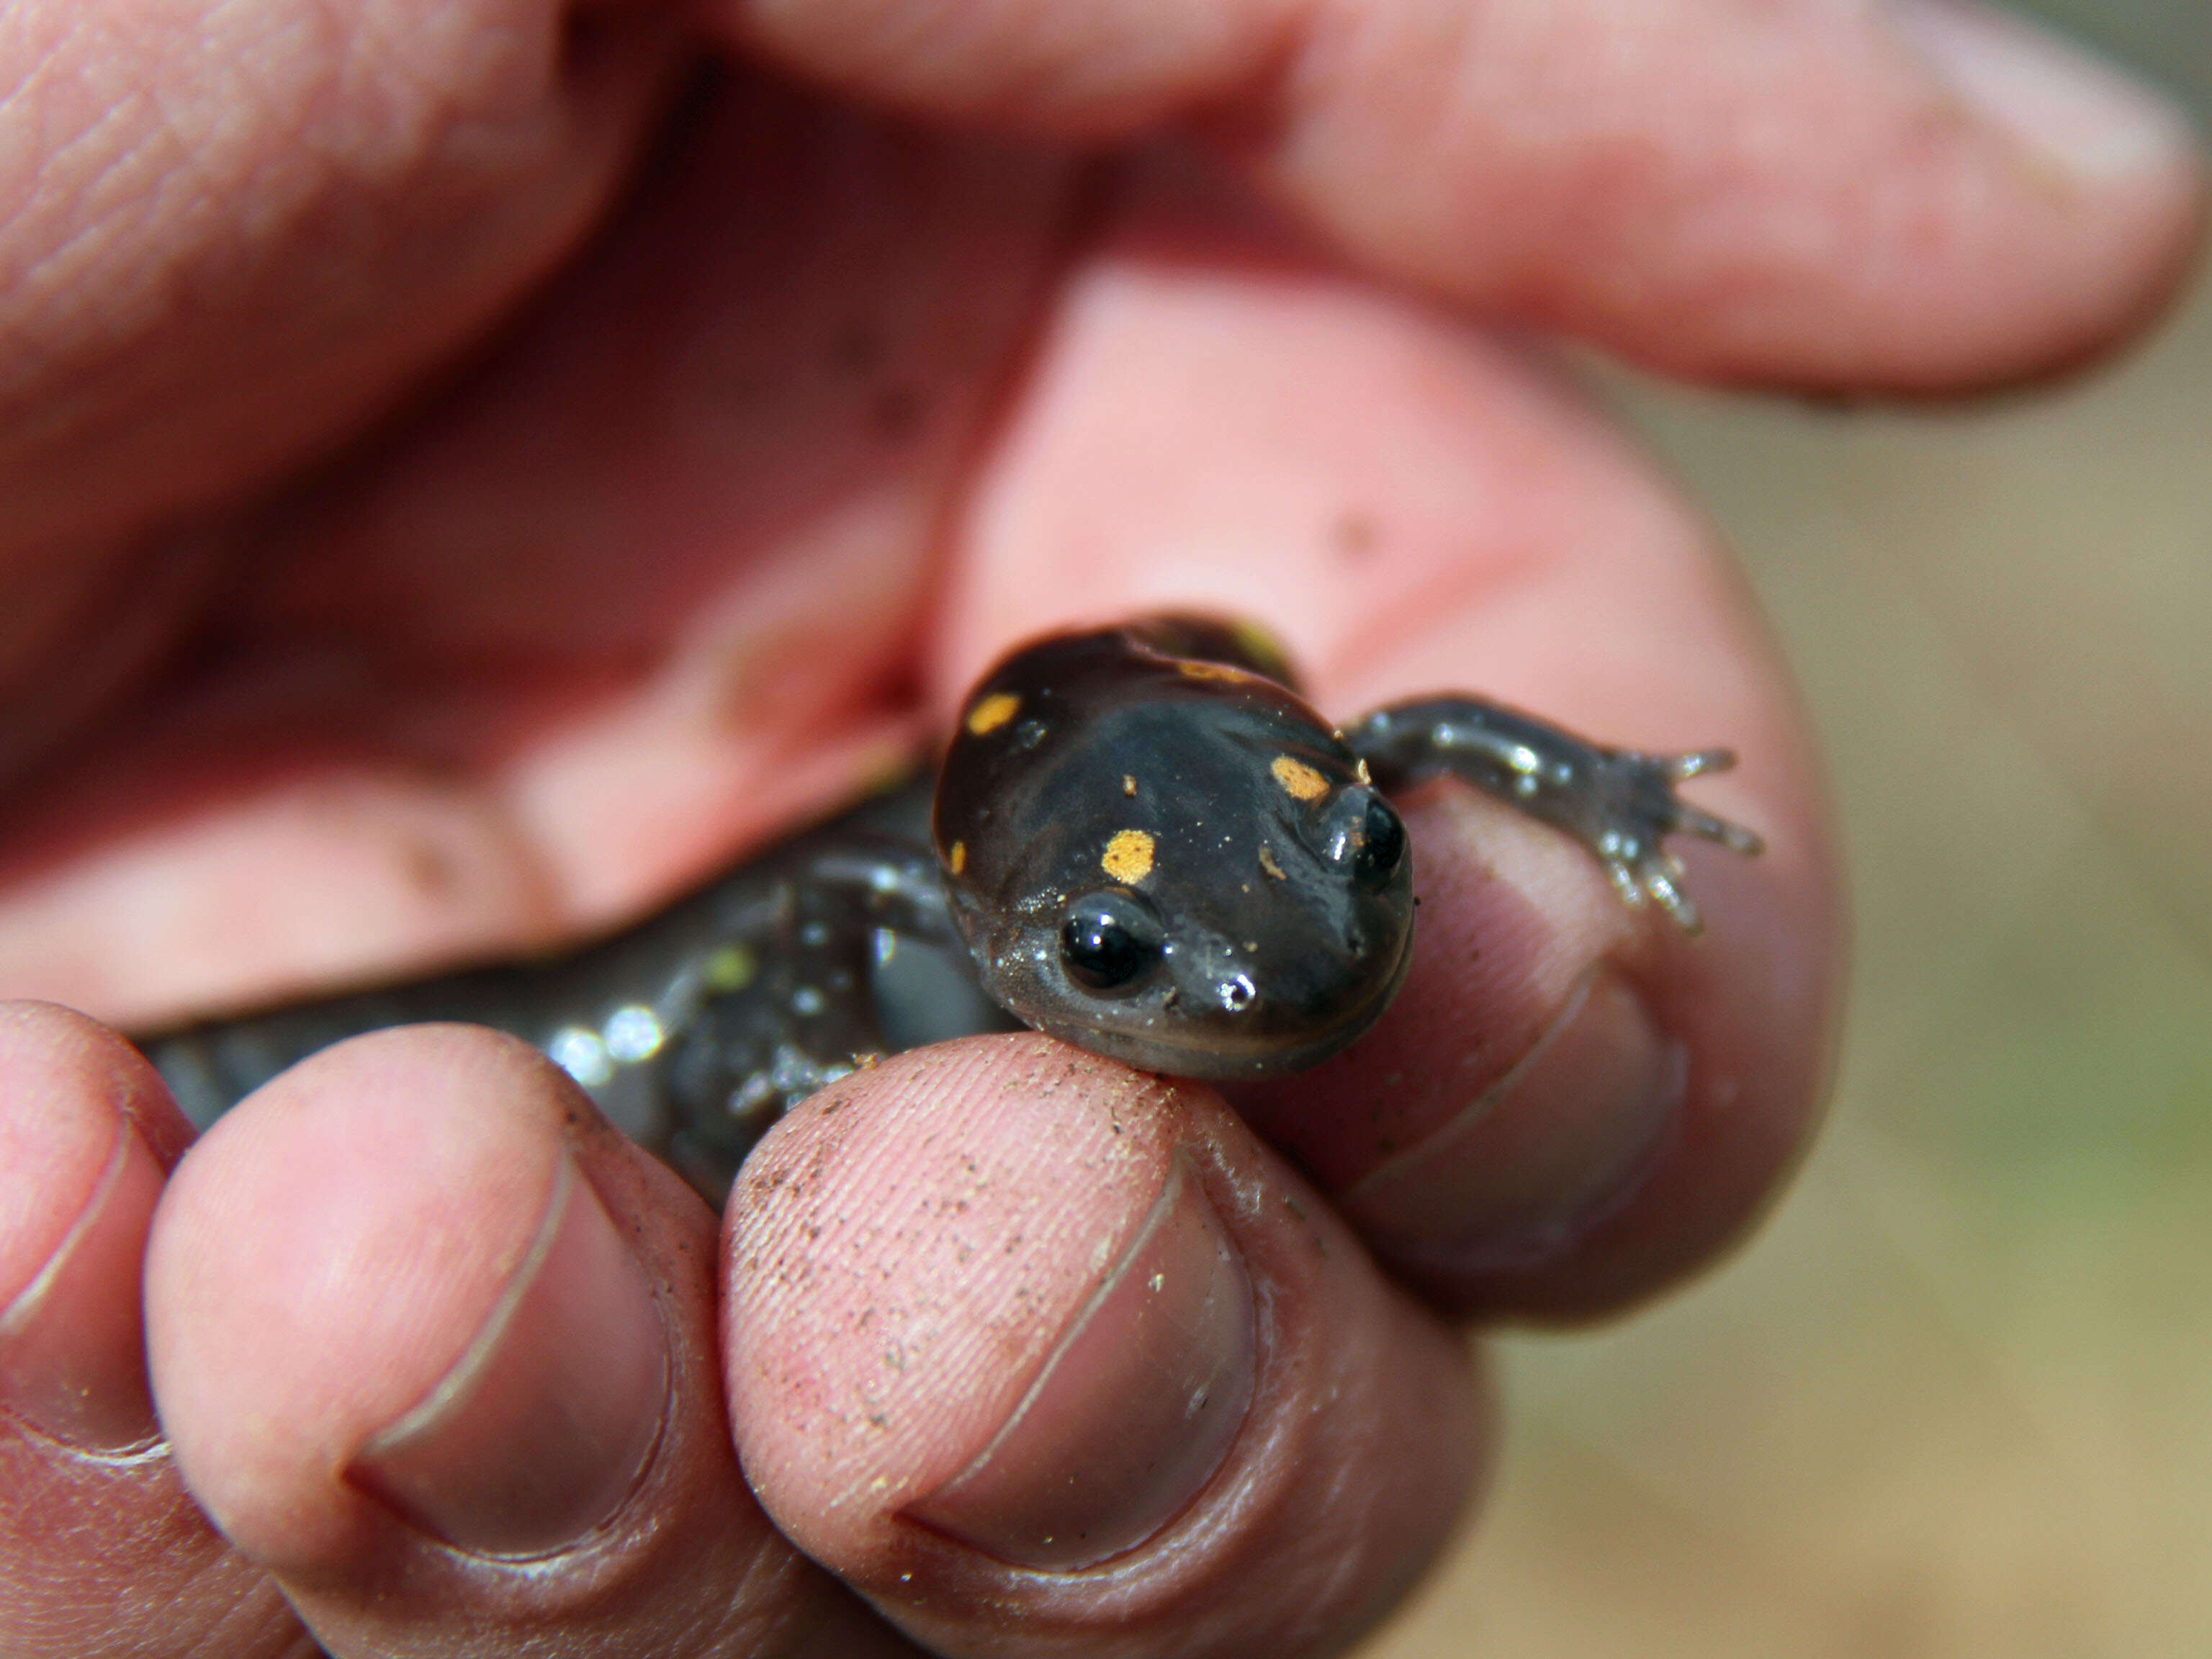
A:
[1256,0,2204,390]
[0,1004,314,1652]
[1,1006,154,1309]
[727,1036,1190,1568]
[1241,761,1838,1319]
[1233,791,1669,1258]
[899,1151,1259,1572]
[0,1000,191,1182]
[0,1003,176,1453]
[143,1021,834,1650]
[1498,783,1844,1318]
[344,1148,673,1559]
[709,0,2202,390]
[145,1026,583,1565]
[1892,0,2198,187]
[728,1033,1485,1655]
[1878,0,2209,389]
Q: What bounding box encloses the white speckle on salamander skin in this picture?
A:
[603,1005,665,1063]
[551,1027,614,1088]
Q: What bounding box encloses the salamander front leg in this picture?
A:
[1346,697,1763,933]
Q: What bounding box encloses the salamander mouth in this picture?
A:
[1026,921,1416,1082]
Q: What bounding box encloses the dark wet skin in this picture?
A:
[143,616,1757,1202]
[933,619,1416,1081]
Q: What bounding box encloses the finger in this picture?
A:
[1236,785,1825,1318]
[728,1033,1488,1658]
[927,185,1840,1316]
[0,73,1070,1030]
[0,1002,307,1658]
[0,1,678,793]
[707,0,2203,389]
[0,1,678,571]
[144,1024,914,1658]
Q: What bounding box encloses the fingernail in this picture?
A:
[1340,966,1682,1269]
[904,1157,1256,1571]
[349,1155,669,1557]
[1893,0,2196,181]
[0,1120,165,1452]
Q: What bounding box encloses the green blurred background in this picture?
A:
[1374,6,2212,1654]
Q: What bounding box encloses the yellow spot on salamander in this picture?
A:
[1271,755,1330,801]
[1102,829,1156,884]
[948,840,968,875]
[1258,844,1286,881]
[1123,774,1138,797]
[704,944,756,992]
[1231,619,1292,678]
[1176,659,1252,685]
[1355,757,1372,786]
[966,691,1021,736]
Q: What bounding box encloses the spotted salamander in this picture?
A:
[145,618,1758,1202]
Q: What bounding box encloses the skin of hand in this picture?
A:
[0,1,2200,1655]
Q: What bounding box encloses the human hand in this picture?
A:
[0,2,2199,1654]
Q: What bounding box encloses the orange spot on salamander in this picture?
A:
[966,692,1021,736]
[1271,755,1329,801]
[1102,830,1156,884]
[1176,660,1253,685]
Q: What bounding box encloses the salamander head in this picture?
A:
[934,630,1415,1079]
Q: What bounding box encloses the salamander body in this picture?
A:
[145,618,1756,1202]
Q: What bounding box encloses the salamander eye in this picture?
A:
[1351,796,1406,889]
[1059,892,1166,992]
[1318,788,1407,891]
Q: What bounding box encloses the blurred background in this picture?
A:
[1374,4,2212,1654]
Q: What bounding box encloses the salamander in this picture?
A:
[144,617,1758,1202]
